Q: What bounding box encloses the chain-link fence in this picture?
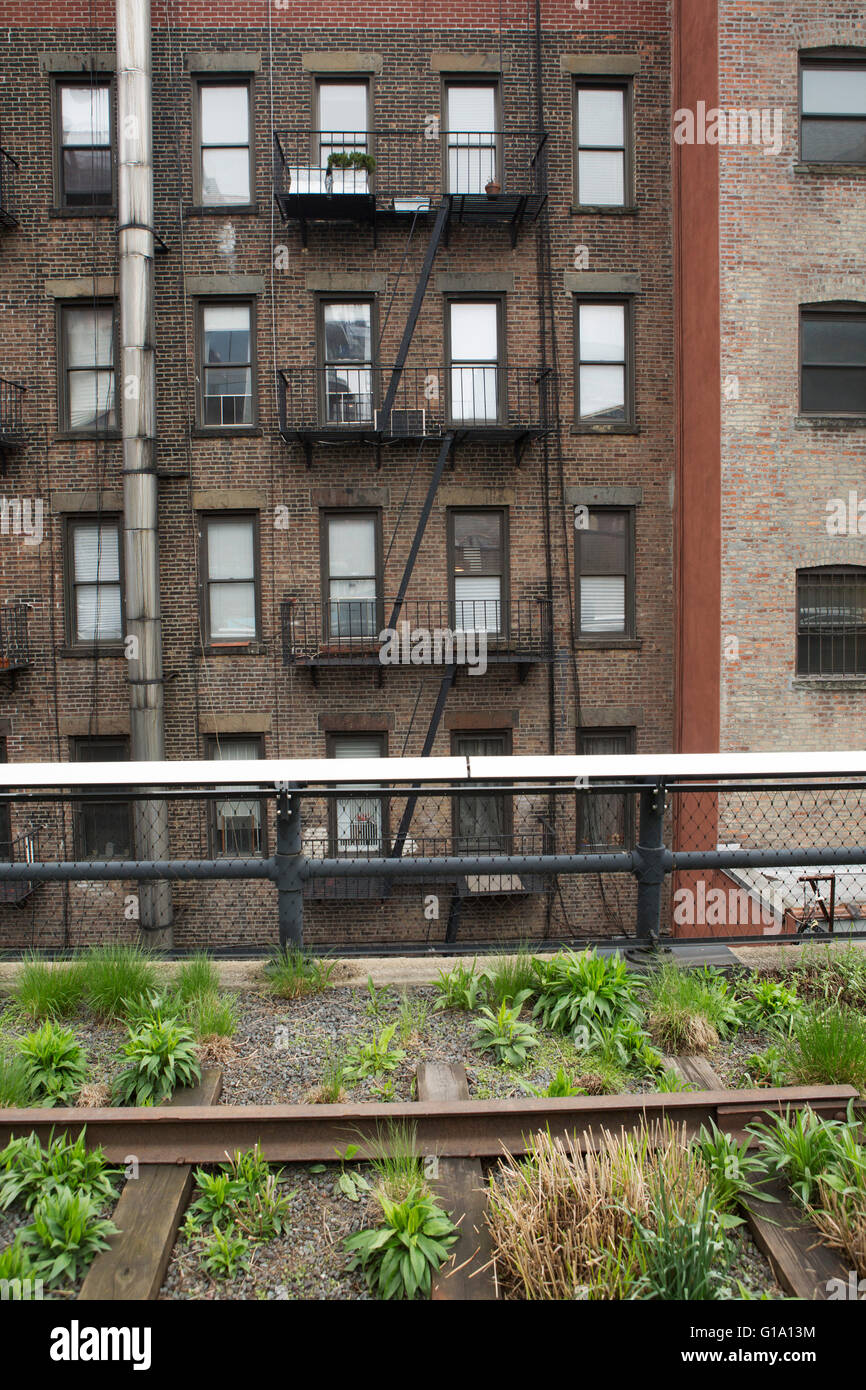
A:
[1,763,865,951]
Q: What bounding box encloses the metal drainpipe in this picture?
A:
[116,0,172,946]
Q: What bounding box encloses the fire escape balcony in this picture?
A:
[273,128,548,244]
[0,378,26,456]
[281,595,552,680]
[0,148,20,229]
[277,364,551,463]
[0,603,31,678]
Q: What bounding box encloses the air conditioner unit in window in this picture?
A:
[375,408,426,437]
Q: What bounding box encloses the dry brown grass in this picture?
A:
[303,1083,348,1104]
[75,1083,111,1108]
[647,1009,718,1054]
[486,1121,709,1300]
[811,1182,866,1279]
[196,1036,236,1067]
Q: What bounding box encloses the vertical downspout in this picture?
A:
[117,0,173,945]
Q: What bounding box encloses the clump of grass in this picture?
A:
[187,990,239,1041]
[433,959,487,1012]
[367,1120,426,1203]
[175,953,221,1003]
[481,943,538,1007]
[571,1056,630,1095]
[785,1003,866,1091]
[13,954,86,1020]
[21,1185,119,1287]
[0,1130,120,1213]
[305,1044,347,1104]
[532,948,643,1036]
[0,1042,31,1107]
[626,1184,732,1301]
[644,963,740,1054]
[80,944,159,1021]
[748,1106,855,1207]
[263,947,335,1000]
[486,1121,709,1300]
[396,991,429,1046]
[789,944,866,1008]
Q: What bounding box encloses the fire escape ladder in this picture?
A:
[379,198,450,427]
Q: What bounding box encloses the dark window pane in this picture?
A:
[453,513,502,574]
[62,148,111,204]
[802,317,866,366]
[73,740,131,860]
[581,513,627,573]
[802,365,866,413]
[801,119,866,163]
[454,734,507,852]
[578,732,633,851]
[797,570,866,675]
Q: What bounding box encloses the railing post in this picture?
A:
[632,777,670,956]
[275,786,303,950]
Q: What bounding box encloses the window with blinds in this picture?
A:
[203,514,258,643]
[574,83,630,207]
[207,736,265,857]
[575,301,629,424]
[575,509,633,638]
[331,735,385,855]
[67,518,122,646]
[445,83,499,194]
[450,509,505,635]
[61,304,116,433]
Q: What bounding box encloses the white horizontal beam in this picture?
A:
[0,750,863,790]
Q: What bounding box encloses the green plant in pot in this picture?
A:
[326,150,376,189]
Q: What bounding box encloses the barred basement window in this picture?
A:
[800,305,866,415]
[207,735,266,857]
[796,566,866,677]
[71,737,132,861]
[65,517,123,648]
[56,80,112,208]
[577,729,635,852]
[800,52,866,164]
[327,734,387,856]
[452,731,512,854]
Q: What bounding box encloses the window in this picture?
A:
[444,82,499,194]
[207,736,265,856]
[59,303,117,434]
[800,53,866,164]
[322,511,380,641]
[195,81,252,205]
[0,739,9,859]
[319,299,374,424]
[574,82,630,207]
[328,734,387,855]
[574,300,632,424]
[797,567,866,677]
[316,81,370,188]
[800,305,866,415]
[65,517,123,647]
[575,509,634,637]
[452,732,511,853]
[198,301,255,428]
[449,509,507,635]
[56,80,112,208]
[577,730,635,851]
[447,299,502,423]
[71,737,132,861]
[201,514,259,644]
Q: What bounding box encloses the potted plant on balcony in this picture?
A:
[326,150,377,194]
[485,177,502,197]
